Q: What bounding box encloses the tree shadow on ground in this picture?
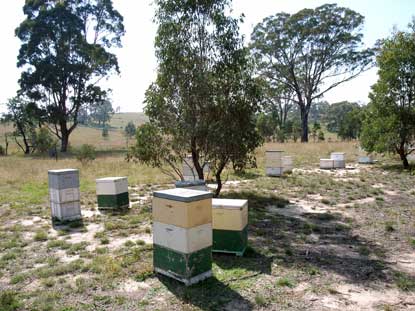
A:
[159,274,253,311]
[222,190,415,290]
[52,218,85,232]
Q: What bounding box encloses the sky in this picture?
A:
[0,0,414,113]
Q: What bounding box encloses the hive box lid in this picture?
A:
[331,152,345,155]
[48,169,78,175]
[266,150,283,153]
[96,177,127,183]
[154,188,213,202]
[212,198,247,209]
[175,180,206,187]
[320,158,334,161]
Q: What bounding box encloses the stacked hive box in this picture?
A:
[212,199,248,256]
[282,156,293,173]
[266,150,284,177]
[48,169,81,221]
[331,152,346,168]
[96,177,129,210]
[358,156,374,164]
[182,156,210,181]
[320,159,334,170]
[153,188,213,285]
[175,180,208,191]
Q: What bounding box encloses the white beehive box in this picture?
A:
[48,169,81,221]
[182,157,210,181]
[266,150,284,177]
[330,152,346,168]
[282,156,293,173]
[358,156,374,164]
[320,159,334,170]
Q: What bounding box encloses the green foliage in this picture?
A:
[256,113,277,141]
[0,145,5,156]
[90,100,115,127]
[361,25,415,168]
[318,130,325,142]
[338,107,364,140]
[325,101,361,133]
[34,127,56,154]
[16,0,125,151]
[251,3,374,141]
[76,144,96,164]
[124,121,137,138]
[0,291,21,311]
[133,0,262,195]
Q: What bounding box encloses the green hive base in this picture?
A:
[212,225,248,256]
[97,192,129,209]
[153,244,212,285]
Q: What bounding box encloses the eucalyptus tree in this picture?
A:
[251,3,374,142]
[16,0,125,151]
[132,0,262,196]
[361,24,415,168]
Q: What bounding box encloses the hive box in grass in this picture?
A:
[358,156,374,164]
[282,156,293,173]
[48,169,81,221]
[266,150,284,177]
[153,188,213,285]
[320,159,334,170]
[330,152,346,168]
[212,199,248,256]
[175,180,208,191]
[96,177,129,210]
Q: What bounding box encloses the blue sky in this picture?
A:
[0,0,414,113]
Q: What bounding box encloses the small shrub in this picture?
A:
[318,130,325,141]
[0,291,21,311]
[34,230,48,242]
[76,144,96,164]
[276,277,295,288]
[254,294,267,306]
[0,145,5,156]
[34,127,56,154]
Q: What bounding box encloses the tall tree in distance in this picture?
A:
[131,0,262,196]
[250,3,374,142]
[361,24,415,168]
[16,0,125,151]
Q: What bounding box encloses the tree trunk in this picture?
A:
[60,121,70,152]
[398,146,409,169]
[191,138,204,180]
[300,108,309,142]
[214,171,222,198]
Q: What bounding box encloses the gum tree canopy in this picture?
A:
[361,24,415,168]
[131,0,262,196]
[250,3,374,142]
[16,0,125,152]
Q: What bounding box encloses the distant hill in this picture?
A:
[109,112,148,129]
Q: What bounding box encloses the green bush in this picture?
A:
[318,130,325,141]
[0,145,5,156]
[0,291,21,311]
[35,127,56,154]
[76,144,96,164]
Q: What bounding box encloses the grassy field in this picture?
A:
[0,117,414,310]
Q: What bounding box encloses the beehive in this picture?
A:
[330,152,346,168]
[320,159,334,170]
[358,156,374,164]
[175,180,208,191]
[48,169,81,221]
[282,156,293,173]
[266,150,284,177]
[153,188,213,285]
[182,156,210,181]
[96,177,129,210]
[212,199,248,256]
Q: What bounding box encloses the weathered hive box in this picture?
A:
[96,177,129,210]
[358,156,374,164]
[266,150,284,177]
[175,180,208,191]
[182,157,210,181]
[212,199,248,256]
[153,188,213,285]
[330,152,346,168]
[320,159,334,170]
[48,169,81,221]
[282,156,293,173]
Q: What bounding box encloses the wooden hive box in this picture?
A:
[96,177,129,210]
[330,152,346,168]
[266,150,284,176]
[282,156,293,173]
[48,169,81,221]
[153,188,213,285]
[320,159,334,170]
[212,199,248,256]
